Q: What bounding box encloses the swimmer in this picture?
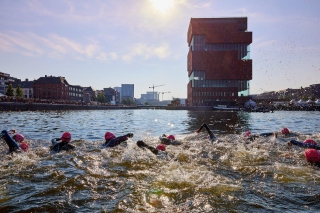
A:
[104,132,134,148]
[244,127,299,141]
[195,123,217,143]
[137,140,167,155]
[51,132,75,153]
[288,139,320,150]
[288,139,320,165]
[1,129,29,154]
[159,134,182,145]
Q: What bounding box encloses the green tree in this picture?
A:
[121,98,134,106]
[16,84,23,98]
[97,91,106,103]
[6,84,14,96]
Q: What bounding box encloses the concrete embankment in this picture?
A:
[0,102,214,111]
[0,102,137,111]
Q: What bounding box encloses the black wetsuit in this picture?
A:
[137,140,160,155]
[159,135,182,145]
[196,123,217,142]
[51,138,75,153]
[1,130,20,153]
[246,132,300,141]
[104,133,133,148]
[246,133,274,141]
[289,140,320,150]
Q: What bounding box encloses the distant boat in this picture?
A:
[213,105,240,111]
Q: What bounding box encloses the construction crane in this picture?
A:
[149,84,165,100]
[159,91,170,101]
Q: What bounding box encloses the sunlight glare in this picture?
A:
[150,0,173,14]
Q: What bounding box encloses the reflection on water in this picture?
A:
[0,110,320,212]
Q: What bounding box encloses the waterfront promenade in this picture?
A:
[1,102,320,112]
[0,102,214,111]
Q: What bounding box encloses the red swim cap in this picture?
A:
[156,144,166,151]
[61,132,71,143]
[304,139,317,146]
[13,134,25,142]
[20,142,29,151]
[281,128,290,135]
[305,149,320,163]
[167,135,175,140]
[105,132,115,141]
[244,131,251,137]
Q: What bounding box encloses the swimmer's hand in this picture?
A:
[126,133,134,138]
[195,129,201,134]
[8,129,16,134]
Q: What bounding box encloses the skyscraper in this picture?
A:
[187,17,252,106]
[121,84,134,101]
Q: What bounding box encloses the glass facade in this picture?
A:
[190,35,251,60]
[190,70,249,92]
[121,84,134,100]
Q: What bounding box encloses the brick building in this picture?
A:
[33,75,69,100]
[187,17,252,106]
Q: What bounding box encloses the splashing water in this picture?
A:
[0,110,320,212]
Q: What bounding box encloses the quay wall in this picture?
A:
[0,102,319,112]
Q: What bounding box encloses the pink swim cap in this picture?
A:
[20,142,29,151]
[61,132,71,143]
[305,149,320,163]
[156,144,166,151]
[304,139,317,146]
[167,135,175,140]
[244,131,251,137]
[281,128,290,135]
[105,132,115,141]
[13,134,25,142]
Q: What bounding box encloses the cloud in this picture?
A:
[0,30,118,61]
[121,43,172,62]
[97,52,118,61]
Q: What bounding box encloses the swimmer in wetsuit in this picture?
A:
[1,130,29,154]
[159,134,182,145]
[196,123,217,143]
[288,139,320,165]
[137,140,166,155]
[104,132,134,147]
[244,127,299,141]
[51,132,75,153]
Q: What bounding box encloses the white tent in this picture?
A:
[290,99,298,105]
[297,99,306,106]
[315,99,320,105]
[307,99,314,104]
[0,93,6,97]
[244,99,256,108]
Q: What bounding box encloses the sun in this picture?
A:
[150,0,174,14]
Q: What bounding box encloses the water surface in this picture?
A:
[0,110,320,212]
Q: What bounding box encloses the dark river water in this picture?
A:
[0,110,320,212]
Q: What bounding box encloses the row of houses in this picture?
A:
[0,72,134,104]
[252,84,320,101]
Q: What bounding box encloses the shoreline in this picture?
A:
[0,102,319,112]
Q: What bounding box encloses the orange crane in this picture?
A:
[149,84,165,100]
[159,91,170,101]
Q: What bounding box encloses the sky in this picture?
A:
[0,0,319,99]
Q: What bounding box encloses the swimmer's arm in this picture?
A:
[104,135,131,147]
[51,138,61,145]
[289,140,320,150]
